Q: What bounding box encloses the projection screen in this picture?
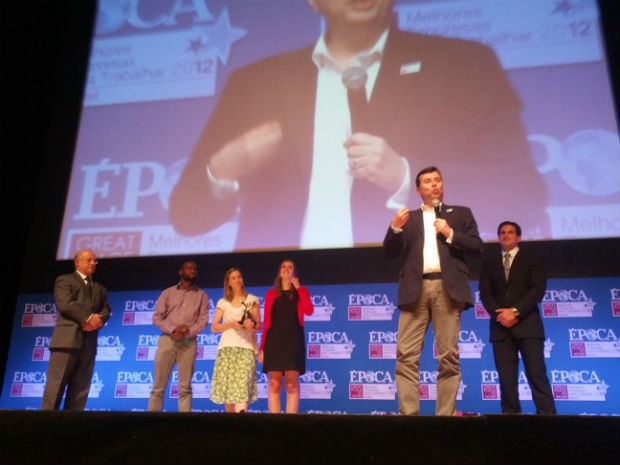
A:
[56,0,620,259]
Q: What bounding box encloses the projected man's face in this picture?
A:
[307,0,393,31]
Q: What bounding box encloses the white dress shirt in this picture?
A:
[301,29,410,248]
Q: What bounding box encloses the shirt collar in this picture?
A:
[312,28,389,72]
[176,281,198,291]
[420,202,442,212]
[503,247,519,258]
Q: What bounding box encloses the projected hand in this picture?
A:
[209,120,283,181]
[344,133,406,191]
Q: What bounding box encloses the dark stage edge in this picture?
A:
[1,411,618,465]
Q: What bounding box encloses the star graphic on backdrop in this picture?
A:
[324,303,335,316]
[198,8,247,64]
[544,337,555,351]
[324,381,336,393]
[186,36,206,55]
[596,381,609,395]
[386,303,397,315]
[472,341,486,351]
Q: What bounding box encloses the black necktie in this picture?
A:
[84,276,93,303]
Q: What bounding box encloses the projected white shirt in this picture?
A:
[301,30,409,249]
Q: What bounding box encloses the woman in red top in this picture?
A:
[258,259,314,413]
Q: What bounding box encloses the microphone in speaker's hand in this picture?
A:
[432,198,442,218]
[342,66,368,134]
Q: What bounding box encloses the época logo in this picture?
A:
[542,288,595,317]
[348,370,396,400]
[10,370,47,398]
[568,328,620,358]
[299,370,336,400]
[170,370,211,399]
[114,370,153,398]
[368,330,397,359]
[32,336,52,362]
[347,293,397,321]
[307,331,355,359]
[122,299,156,325]
[88,0,247,107]
[96,334,126,361]
[551,369,609,401]
[195,333,220,360]
[135,334,160,361]
[481,370,545,401]
[10,371,103,398]
[306,294,335,322]
[22,301,57,327]
[457,330,485,359]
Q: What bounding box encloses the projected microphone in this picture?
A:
[432,198,442,218]
[342,66,368,133]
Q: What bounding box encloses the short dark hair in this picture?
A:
[415,166,442,188]
[497,221,522,236]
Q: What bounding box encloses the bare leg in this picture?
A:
[267,371,282,413]
[235,401,248,413]
[284,370,300,413]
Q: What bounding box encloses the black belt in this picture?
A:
[423,272,442,280]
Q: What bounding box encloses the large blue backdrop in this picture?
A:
[2,277,618,415]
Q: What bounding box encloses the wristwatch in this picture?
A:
[511,308,520,318]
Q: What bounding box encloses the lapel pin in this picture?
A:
[400,61,422,75]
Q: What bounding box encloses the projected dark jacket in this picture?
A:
[170,28,548,250]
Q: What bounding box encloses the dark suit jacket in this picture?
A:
[478,246,547,342]
[170,27,548,249]
[50,272,112,349]
[383,204,483,310]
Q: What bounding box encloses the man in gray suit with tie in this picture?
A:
[383,166,483,415]
[41,249,111,410]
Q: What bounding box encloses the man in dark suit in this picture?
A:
[169,0,547,251]
[383,166,483,415]
[478,221,557,414]
[41,249,111,410]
